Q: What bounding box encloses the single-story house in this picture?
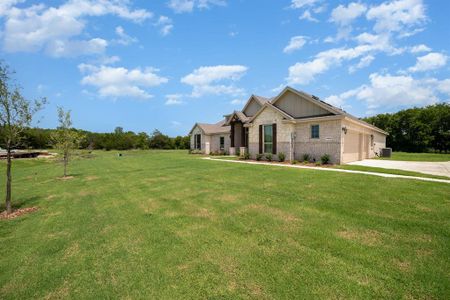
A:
[189,86,387,164]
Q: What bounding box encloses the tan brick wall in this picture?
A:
[293,120,342,164]
[248,108,294,160]
[210,133,231,153]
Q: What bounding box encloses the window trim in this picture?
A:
[262,124,273,154]
[311,124,320,139]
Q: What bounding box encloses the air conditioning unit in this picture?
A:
[380,148,392,157]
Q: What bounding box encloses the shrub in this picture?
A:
[315,161,321,166]
[235,148,240,156]
[256,153,263,161]
[243,152,250,160]
[321,154,331,164]
[292,160,298,165]
[302,153,310,162]
[278,152,285,162]
[190,149,202,154]
[265,153,272,161]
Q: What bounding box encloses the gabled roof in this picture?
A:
[240,95,271,117]
[224,110,249,125]
[270,86,343,116]
[199,86,387,135]
[246,86,387,135]
[248,102,294,123]
[189,119,230,135]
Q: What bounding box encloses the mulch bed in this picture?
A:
[0,207,39,220]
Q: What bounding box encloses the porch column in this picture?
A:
[230,122,235,147]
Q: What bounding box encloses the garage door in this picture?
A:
[343,131,370,163]
[343,131,359,163]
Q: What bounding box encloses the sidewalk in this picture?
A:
[202,157,450,184]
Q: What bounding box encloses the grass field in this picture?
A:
[0,150,449,299]
[379,152,450,162]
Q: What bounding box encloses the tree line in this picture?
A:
[2,126,190,151]
[363,103,450,153]
[0,61,189,215]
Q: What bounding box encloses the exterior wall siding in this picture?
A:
[274,90,330,118]
[243,99,262,117]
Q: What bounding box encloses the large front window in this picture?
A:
[194,134,201,149]
[263,125,273,153]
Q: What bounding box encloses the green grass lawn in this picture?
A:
[379,151,450,162]
[0,150,449,299]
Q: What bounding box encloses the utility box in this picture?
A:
[380,148,392,157]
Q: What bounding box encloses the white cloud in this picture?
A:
[299,10,318,22]
[410,44,432,53]
[97,55,121,65]
[0,0,23,16]
[1,0,152,56]
[366,0,426,35]
[79,64,168,99]
[171,120,182,127]
[283,36,307,54]
[348,55,375,73]
[330,2,367,40]
[290,0,319,9]
[155,16,173,36]
[181,65,248,97]
[287,44,384,85]
[325,73,448,113]
[165,94,184,105]
[113,26,137,45]
[168,0,226,13]
[408,52,448,72]
[46,38,108,57]
[230,99,245,105]
[436,79,450,97]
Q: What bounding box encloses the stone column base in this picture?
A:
[239,147,246,157]
[229,147,236,155]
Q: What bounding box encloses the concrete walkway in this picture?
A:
[202,157,450,184]
[348,159,450,177]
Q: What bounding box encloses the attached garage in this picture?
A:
[341,119,386,164]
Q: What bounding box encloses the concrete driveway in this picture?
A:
[348,159,450,177]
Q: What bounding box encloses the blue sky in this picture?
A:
[1,0,449,136]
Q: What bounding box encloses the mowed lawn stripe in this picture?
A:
[0,150,449,299]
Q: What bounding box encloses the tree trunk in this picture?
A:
[5,146,12,214]
[63,151,68,177]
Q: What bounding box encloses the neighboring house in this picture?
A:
[189,86,387,164]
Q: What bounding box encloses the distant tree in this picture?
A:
[173,135,191,149]
[52,107,85,177]
[114,126,124,135]
[0,63,45,214]
[149,129,173,149]
[364,103,450,153]
[136,132,150,149]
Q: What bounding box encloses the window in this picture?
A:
[263,125,273,153]
[220,136,225,150]
[311,125,319,139]
[194,134,201,149]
